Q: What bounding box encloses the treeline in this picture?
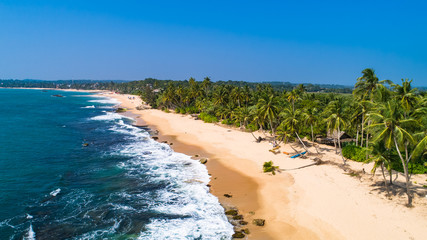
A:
[0,78,353,93]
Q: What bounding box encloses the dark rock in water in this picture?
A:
[232,232,245,238]
[82,143,89,147]
[152,136,158,140]
[242,228,250,234]
[162,140,168,143]
[199,158,208,164]
[52,94,63,97]
[142,151,152,155]
[194,154,199,157]
[224,193,232,198]
[206,184,211,188]
[253,219,265,226]
[169,142,173,145]
[239,220,248,225]
[225,209,238,216]
[232,215,243,220]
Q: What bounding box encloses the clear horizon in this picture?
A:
[1,1,426,85]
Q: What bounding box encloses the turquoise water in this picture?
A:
[0,89,232,240]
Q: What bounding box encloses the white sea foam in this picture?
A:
[25,214,33,219]
[81,105,95,109]
[90,111,133,122]
[109,121,234,239]
[23,224,36,240]
[88,98,121,105]
[50,188,61,197]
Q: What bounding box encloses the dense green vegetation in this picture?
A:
[133,71,425,206]
[2,69,426,206]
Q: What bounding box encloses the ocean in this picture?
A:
[0,89,233,240]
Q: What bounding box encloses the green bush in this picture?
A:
[342,145,366,162]
[391,161,427,174]
[246,123,258,132]
[221,119,233,125]
[199,112,218,123]
[263,161,279,175]
[185,106,199,114]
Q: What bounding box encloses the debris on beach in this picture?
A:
[224,193,233,198]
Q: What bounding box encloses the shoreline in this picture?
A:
[108,92,427,240]
[9,88,426,239]
[108,93,333,239]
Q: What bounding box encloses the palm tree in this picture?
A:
[302,100,319,143]
[366,141,393,196]
[287,89,299,114]
[369,100,419,206]
[392,79,418,118]
[257,94,280,138]
[325,97,347,163]
[354,68,391,100]
[202,77,211,98]
[213,85,229,106]
[353,68,391,150]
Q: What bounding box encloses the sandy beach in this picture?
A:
[101,92,427,239]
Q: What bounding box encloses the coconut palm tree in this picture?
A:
[392,79,418,118]
[366,141,393,196]
[325,97,347,163]
[202,77,211,98]
[257,94,280,138]
[287,89,300,114]
[368,100,419,206]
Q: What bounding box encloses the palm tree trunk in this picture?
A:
[394,137,412,206]
[356,127,359,147]
[366,120,370,160]
[295,132,310,153]
[311,124,314,142]
[389,170,393,184]
[381,163,390,196]
[360,114,365,147]
[337,124,346,164]
[333,139,337,153]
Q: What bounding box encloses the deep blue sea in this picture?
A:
[0,89,232,240]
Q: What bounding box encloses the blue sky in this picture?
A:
[0,0,426,86]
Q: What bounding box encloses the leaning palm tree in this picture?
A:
[368,100,419,206]
[366,141,393,196]
[280,106,309,152]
